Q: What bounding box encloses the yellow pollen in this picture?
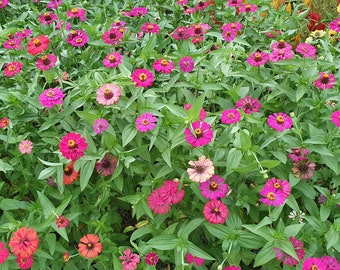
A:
[44,12,50,16]
[161,59,168,66]
[147,25,154,30]
[227,113,235,119]
[274,183,281,189]
[210,182,218,190]
[109,55,115,61]
[46,90,55,97]
[139,73,147,81]
[71,8,78,14]
[213,207,219,213]
[33,39,41,45]
[311,265,318,270]
[195,25,201,29]
[75,37,83,43]
[87,243,93,248]
[194,128,202,135]
[267,192,276,201]
[142,119,149,125]
[246,4,251,8]
[64,167,69,173]
[324,74,329,78]
[68,139,75,147]
[8,65,16,71]
[41,55,48,60]
[276,115,284,124]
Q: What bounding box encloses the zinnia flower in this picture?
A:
[3,38,22,50]
[66,30,88,47]
[59,132,88,161]
[135,113,157,132]
[102,52,122,68]
[63,161,79,184]
[302,257,327,270]
[147,189,172,214]
[292,160,316,179]
[16,255,33,270]
[36,54,57,71]
[267,112,293,132]
[4,61,23,77]
[271,40,292,51]
[263,178,291,198]
[221,22,243,32]
[0,242,9,265]
[235,96,262,114]
[93,118,109,134]
[221,30,237,42]
[288,148,308,162]
[185,253,205,266]
[158,179,185,205]
[0,118,10,129]
[321,256,340,269]
[131,68,155,88]
[78,234,102,259]
[187,155,214,183]
[141,22,160,34]
[153,58,175,74]
[179,56,195,72]
[296,43,317,59]
[119,248,141,270]
[239,3,258,12]
[9,227,40,257]
[270,49,294,62]
[329,17,340,32]
[39,88,64,108]
[171,26,190,40]
[184,121,213,147]
[102,28,124,45]
[259,187,286,206]
[274,237,305,266]
[247,51,270,66]
[331,111,340,127]
[95,153,118,176]
[145,252,159,266]
[55,215,69,228]
[228,0,242,7]
[200,175,228,199]
[203,199,229,224]
[221,109,241,124]
[19,140,33,154]
[47,0,63,9]
[66,7,86,21]
[63,252,70,262]
[313,72,336,89]
[130,7,148,17]
[96,83,121,106]
[27,35,49,55]
[0,0,9,8]
[39,11,58,25]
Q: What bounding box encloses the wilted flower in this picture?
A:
[95,154,118,176]
[187,155,214,182]
[292,159,316,179]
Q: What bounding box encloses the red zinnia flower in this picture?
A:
[0,118,10,129]
[4,61,23,77]
[9,227,40,258]
[145,252,159,266]
[203,200,228,224]
[63,161,79,184]
[27,35,49,55]
[78,234,102,259]
[16,255,33,270]
[56,215,70,228]
[59,132,88,161]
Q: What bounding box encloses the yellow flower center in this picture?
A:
[324,73,329,78]
[267,192,276,201]
[276,115,284,124]
[227,113,235,119]
[41,55,48,60]
[8,65,16,71]
[139,73,147,81]
[274,183,281,189]
[210,182,218,190]
[109,55,115,61]
[71,8,78,14]
[142,119,149,125]
[194,128,202,135]
[46,90,55,97]
[161,59,168,66]
[104,88,113,99]
[68,139,75,147]
[76,37,83,43]
[33,39,41,46]
[148,25,154,30]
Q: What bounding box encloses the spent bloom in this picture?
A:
[103,52,122,68]
[274,237,305,266]
[288,148,309,162]
[19,140,33,154]
[179,56,195,72]
[313,72,336,89]
[302,257,327,270]
[39,88,64,108]
[9,227,40,258]
[145,252,159,266]
[292,160,316,180]
[63,161,79,184]
[36,54,57,71]
[78,234,102,259]
[4,61,23,77]
[186,253,205,266]
[331,110,340,127]
[247,51,270,66]
[27,35,49,55]
[221,109,241,124]
[135,113,157,132]
[153,58,175,74]
[55,215,70,229]
[93,118,109,134]
[131,68,155,88]
[0,242,9,265]
[267,112,293,132]
[184,121,213,147]
[59,132,88,161]
[95,153,118,176]
[66,7,86,21]
[203,199,229,224]
[119,248,140,270]
[187,155,214,183]
[235,96,262,114]
[200,175,229,200]
[96,83,121,106]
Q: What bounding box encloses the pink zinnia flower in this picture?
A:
[184,104,206,121]
[131,69,154,88]
[36,54,57,71]
[228,0,242,7]
[147,189,172,214]
[102,28,123,45]
[59,132,88,161]
[179,56,195,72]
[19,140,33,154]
[27,35,49,55]
[187,155,214,183]
[270,49,294,62]
[135,113,157,132]
[224,266,241,270]
[203,199,229,224]
[56,20,72,30]
[296,43,317,59]
[9,227,40,257]
[263,178,291,198]
[200,175,228,200]
[239,4,258,12]
[66,7,86,21]
[39,12,58,25]
[177,0,188,5]
[271,40,292,51]
[331,111,340,127]
[247,51,270,66]
[195,1,210,10]
[93,118,109,134]
[0,242,9,265]
[16,255,33,270]
[221,109,241,124]
[103,52,122,68]
[4,62,22,77]
[321,256,340,269]
[186,253,205,266]
[158,179,185,205]
[302,257,327,270]
[0,118,10,129]
[329,18,340,32]
[221,22,243,32]
[171,26,190,40]
[184,121,213,147]
[184,7,196,15]
[0,0,9,8]
[141,23,160,34]
[56,215,70,228]
[235,96,261,114]
[96,83,121,106]
[67,30,88,47]
[222,30,237,42]
[39,88,64,108]
[3,38,22,50]
[47,0,63,9]
[119,249,140,270]
[288,148,309,162]
[274,237,305,266]
[259,187,286,206]
[145,252,159,266]
[130,7,148,17]
[267,112,293,132]
[15,29,32,39]
[187,23,210,37]
[313,72,336,89]
[153,58,175,74]
[95,153,118,176]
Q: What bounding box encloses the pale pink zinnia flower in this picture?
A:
[119,249,140,270]
[200,175,228,200]
[267,112,293,132]
[96,83,121,106]
[235,96,262,114]
[184,121,213,147]
[203,199,229,224]
[93,118,109,134]
[19,140,33,154]
[187,155,214,183]
[135,113,157,132]
[274,236,305,266]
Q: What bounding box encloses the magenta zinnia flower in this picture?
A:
[39,88,64,108]
[179,56,195,72]
[153,58,175,74]
[247,51,270,66]
[102,28,123,45]
[39,11,58,25]
[103,52,122,68]
[186,253,205,266]
[235,96,262,114]
[313,72,336,89]
[267,112,293,132]
[203,200,228,224]
[259,187,286,206]
[95,153,118,176]
[329,18,340,32]
[66,30,88,47]
[288,148,309,162]
[228,0,242,7]
[16,255,33,270]
[119,249,140,270]
[302,257,327,270]
[145,252,159,266]
[59,132,88,161]
[19,140,33,154]
[200,175,228,200]
[321,256,340,269]
[147,189,172,214]
[271,40,292,51]
[4,61,23,77]
[131,69,154,88]
[0,242,9,265]
[141,22,160,34]
[296,43,317,59]
[221,109,241,124]
[36,54,57,71]
[184,121,213,147]
[130,7,148,17]
[96,83,121,106]
[221,22,243,32]
[66,7,86,21]
[0,0,9,9]
[223,266,241,270]
[263,178,291,198]
[187,155,214,183]
[93,118,109,134]
[222,30,237,42]
[331,111,340,127]
[135,113,157,132]
[171,26,190,40]
[47,0,63,9]
[274,236,305,266]
[3,38,22,50]
[270,49,294,62]
[239,3,258,12]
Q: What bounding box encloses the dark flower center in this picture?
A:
[87,242,94,250]
[194,128,203,138]
[209,182,218,190]
[42,55,51,65]
[102,160,111,168]
[64,166,73,176]
[104,88,113,99]
[44,12,52,21]
[320,74,330,84]
[212,207,220,215]
[194,165,204,173]
[297,161,309,173]
[109,33,117,39]
[142,119,149,125]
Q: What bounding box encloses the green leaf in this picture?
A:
[165,104,187,118]
[177,218,204,239]
[308,145,334,157]
[226,148,243,175]
[161,149,172,168]
[0,199,32,211]
[130,226,152,242]
[37,191,55,218]
[0,159,14,172]
[325,229,339,249]
[284,224,305,238]
[186,94,205,121]
[187,241,215,260]
[45,233,56,255]
[204,223,233,240]
[79,160,96,191]
[122,125,138,147]
[147,234,178,250]
[253,241,276,267]
[38,166,59,180]
[154,164,173,179]
[320,204,331,221]
[240,130,251,151]
[274,238,298,261]
[320,155,338,174]
[260,160,281,168]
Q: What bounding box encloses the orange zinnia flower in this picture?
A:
[78,234,102,259]
[63,161,79,185]
[9,227,40,258]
